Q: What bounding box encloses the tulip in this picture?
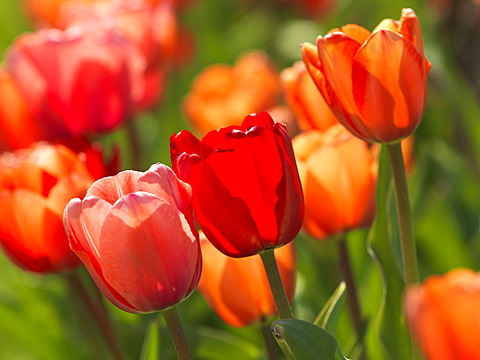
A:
[301,8,431,143]
[293,125,377,240]
[281,61,339,132]
[170,111,304,258]
[58,0,182,111]
[63,163,201,314]
[6,24,141,138]
[405,269,480,360]
[0,143,94,273]
[183,51,281,134]
[0,68,48,152]
[199,234,296,327]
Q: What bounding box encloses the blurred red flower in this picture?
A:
[0,143,94,273]
[0,68,49,152]
[170,112,304,258]
[6,24,141,138]
[301,8,431,143]
[64,163,202,313]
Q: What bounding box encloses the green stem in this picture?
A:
[260,248,294,319]
[337,236,362,336]
[260,317,280,360]
[161,306,193,360]
[65,272,126,360]
[386,142,419,286]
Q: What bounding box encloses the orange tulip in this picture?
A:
[301,8,431,143]
[183,51,281,134]
[199,234,296,327]
[0,68,48,152]
[281,61,339,132]
[0,143,94,273]
[405,269,480,360]
[293,125,377,239]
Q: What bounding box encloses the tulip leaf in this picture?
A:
[366,146,413,359]
[272,319,349,360]
[313,281,346,333]
[139,319,160,360]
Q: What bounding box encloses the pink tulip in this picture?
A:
[63,163,202,314]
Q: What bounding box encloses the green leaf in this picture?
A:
[272,319,349,360]
[139,319,160,360]
[313,281,346,333]
[366,146,413,359]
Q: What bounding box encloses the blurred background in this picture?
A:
[0,0,479,359]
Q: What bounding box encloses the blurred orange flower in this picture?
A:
[0,143,94,273]
[405,269,480,360]
[301,8,431,143]
[293,125,377,239]
[281,61,339,132]
[0,68,48,152]
[199,234,296,327]
[21,0,100,27]
[183,51,281,134]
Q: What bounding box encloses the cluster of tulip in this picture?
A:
[0,0,479,359]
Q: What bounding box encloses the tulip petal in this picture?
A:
[316,33,374,139]
[99,193,199,313]
[86,170,143,203]
[202,121,283,245]
[352,29,427,142]
[194,162,264,257]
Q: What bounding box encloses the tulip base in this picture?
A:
[260,248,294,319]
[161,306,194,360]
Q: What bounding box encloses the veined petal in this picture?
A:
[339,24,371,44]
[316,32,361,122]
[86,170,142,203]
[398,8,425,57]
[99,193,199,313]
[352,29,427,142]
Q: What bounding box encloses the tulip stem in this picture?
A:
[260,248,294,319]
[386,142,419,286]
[337,235,362,337]
[161,306,194,360]
[65,272,126,360]
[260,317,280,360]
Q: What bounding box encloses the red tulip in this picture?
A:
[0,143,94,273]
[63,163,202,314]
[6,24,141,138]
[301,8,431,143]
[58,0,181,111]
[199,234,296,327]
[405,269,480,360]
[170,111,304,258]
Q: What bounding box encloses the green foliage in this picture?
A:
[272,319,349,360]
